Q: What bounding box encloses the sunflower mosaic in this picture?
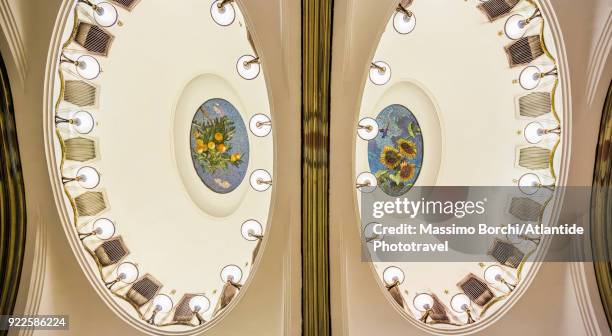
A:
[368,104,423,196]
[190,98,249,194]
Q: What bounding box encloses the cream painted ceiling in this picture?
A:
[50,0,274,333]
[356,0,563,187]
[355,0,565,333]
[46,0,567,334]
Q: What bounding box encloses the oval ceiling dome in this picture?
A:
[355,0,566,333]
[46,0,274,334]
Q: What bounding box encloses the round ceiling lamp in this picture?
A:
[413,293,434,323]
[189,295,211,313]
[450,293,475,324]
[518,66,541,90]
[517,173,542,195]
[79,1,119,27]
[250,169,272,192]
[363,222,384,242]
[147,294,174,325]
[93,2,119,27]
[504,14,528,40]
[221,264,243,284]
[518,65,558,90]
[236,55,261,80]
[504,12,541,40]
[369,61,391,86]
[504,9,542,40]
[241,220,264,241]
[517,173,554,195]
[189,295,211,325]
[61,54,101,80]
[249,114,272,137]
[357,117,379,141]
[210,0,236,26]
[79,218,115,240]
[524,121,545,144]
[393,3,416,35]
[55,110,95,134]
[382,266,405,286]
[62,166,101,189]
[105,262,139,289]
[484,265,516,292]
[356,172,377,193]
[524,121,561,144]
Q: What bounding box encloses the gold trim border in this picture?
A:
[591,80,612,329]
[302,0,333,334]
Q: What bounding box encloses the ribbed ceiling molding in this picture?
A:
[302,0,333,334]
